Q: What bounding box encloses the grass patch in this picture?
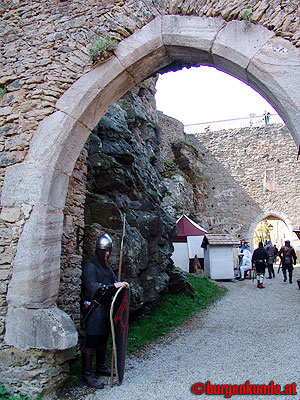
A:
[0,385,41,400]
[88,36,119,63]
[127,274,226,352]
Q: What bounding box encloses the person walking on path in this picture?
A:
[278,240,297,284]
[252,241,269,289]
[81,233,129,389]
[264,239,276,279]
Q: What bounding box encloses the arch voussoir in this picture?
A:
[56,56,135,131]
[247,36,300,147]
[114,17,172,83]
[211,20,275,83]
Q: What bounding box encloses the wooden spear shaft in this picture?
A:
[110,213,126,387]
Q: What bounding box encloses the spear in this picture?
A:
[111,213,126,387]
[118,213,126,281]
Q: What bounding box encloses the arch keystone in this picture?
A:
[162,15,225,65]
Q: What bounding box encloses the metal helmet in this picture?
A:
[285,240,291,247]
[266,239,271,245]
[96,233,113,251]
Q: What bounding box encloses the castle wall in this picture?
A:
[189,123,300,249]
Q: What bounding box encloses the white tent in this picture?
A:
[171,215,208,273]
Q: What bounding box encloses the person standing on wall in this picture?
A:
[264,239,276,279]
[278,240,297,284]
[81,233,130,389]
[252,242,269,289]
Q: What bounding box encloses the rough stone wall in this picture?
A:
[188,124,300,244]
[158,111,185,163]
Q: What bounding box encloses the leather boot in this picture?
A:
[82,347,104,389]
[257,281,260,288]
[95,341,115,377]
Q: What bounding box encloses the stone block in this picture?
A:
[115,16,171,83]
[0,106,12,116]
[77,70,135,131]
[0,269,10,280]
[25,111,91,175]
[1,163,69,209]
[162,15,225,65]
[0,151,26,167]
[0,347,31,367]
[4,306,78,350]
[247,36,300,146]
[0,206,21,222]
[212,20,275,83]
[6,205,63,308]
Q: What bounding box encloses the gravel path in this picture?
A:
[84,267,300,400]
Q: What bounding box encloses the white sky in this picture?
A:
[155,66,279,125]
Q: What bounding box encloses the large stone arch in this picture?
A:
[2,15,300,350]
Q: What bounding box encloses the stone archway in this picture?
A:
[247,211,294,250]
[2,15,300,350]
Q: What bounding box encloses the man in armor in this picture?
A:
[252,242,269,289]
[278,240,297,284]
[81,233,129,389]
[264,239,276,279]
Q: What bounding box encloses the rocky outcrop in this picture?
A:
[157,111,208,221]
[83,79,191,315]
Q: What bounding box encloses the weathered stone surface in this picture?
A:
[56,56,134,130]
[6,206,63,309]
[5,307,78,350]
[162,15,224,65]
[0,206,21,222]
[212,20,275,82]
[1,163,69,208]
[115,17,171,82]
[25,111,91,175]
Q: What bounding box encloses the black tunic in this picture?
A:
[82,252,117,335]
[252,247,269,274]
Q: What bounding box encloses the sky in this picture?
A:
[155,66,279,126]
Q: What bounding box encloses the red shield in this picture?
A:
[110,286,130,385]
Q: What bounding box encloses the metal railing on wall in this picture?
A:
[184,113,284,134]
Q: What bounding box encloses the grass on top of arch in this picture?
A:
[127,274,227,353]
